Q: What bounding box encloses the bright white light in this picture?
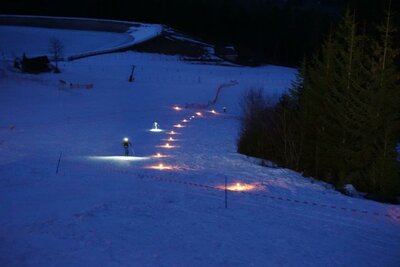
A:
[150,128,163,132]
[123,137,129,142]
[210,110,218,114]
[182,119,189,123]
[88,156,150,162]
[173,124,185,128]
[195,112,203,116]
[173,106,182,111]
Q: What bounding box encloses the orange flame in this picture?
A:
[152,153,170,158]
[145,163,175,170]
[167,131,179,135]
[158,143,178,149]
[217,182,257,192]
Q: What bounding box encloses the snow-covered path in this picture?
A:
[1,46,399,266]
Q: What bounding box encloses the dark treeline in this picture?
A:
[2,0,399,66]
[238,3,400,202]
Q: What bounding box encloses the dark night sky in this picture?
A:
[1,0,398,66]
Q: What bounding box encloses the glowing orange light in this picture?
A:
[158,143,178,149]
[174,124,185,128]
[217,182,257,192]
[173,106,182,111]
[145,163,175,170]
[167,130,179,135]
[195,112,203,116]
[152,153,169,158]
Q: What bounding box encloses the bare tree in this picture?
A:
[49,38,64,73]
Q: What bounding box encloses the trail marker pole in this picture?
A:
[56,151,63,174]
[225,176,228,209]
[128,65,136,82]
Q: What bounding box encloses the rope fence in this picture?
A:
[71,162,400,223]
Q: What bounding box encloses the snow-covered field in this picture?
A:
[0,26,399,267]
[0,23,161,60]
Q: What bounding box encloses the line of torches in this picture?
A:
[146,106,218,171]
[144,105,256,191]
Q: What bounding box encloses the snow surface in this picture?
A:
[0,26,399,267]
[0,23,162,60]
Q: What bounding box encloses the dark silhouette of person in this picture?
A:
[122,137,132,156]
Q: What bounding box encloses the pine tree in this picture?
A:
[300,24,338,180]
[300,10,370,185]
[275,59,307,169]
[299,5,399,200]
[363,0,400,200]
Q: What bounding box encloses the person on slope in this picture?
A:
[122,137,133,156]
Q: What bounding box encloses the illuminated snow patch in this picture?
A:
[150,128,163,132]
[145,163,178,171]
[163,137,178,142]
[88,156,150,162]
[157,143,178,149]
[152,153,171,158]
[173,124,185,128]
[217,182,257,192]
[166,131,180,135]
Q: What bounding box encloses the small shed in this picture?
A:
[21,54,51,73]
[214,45,238,62]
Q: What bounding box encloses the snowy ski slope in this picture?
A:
[0,26,399,267]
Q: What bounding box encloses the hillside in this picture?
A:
[0,23,399,267]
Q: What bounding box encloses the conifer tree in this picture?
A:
[363,0,400,199]
[300,24,338,179]
[275,59,306,169]
[300,10,369,185]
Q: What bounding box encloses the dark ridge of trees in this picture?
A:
[238,4,400,202]
[0,0,349,66]
[2,1,399,66]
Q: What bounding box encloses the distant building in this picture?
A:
[214,45,238,62]
[20,54,51,73]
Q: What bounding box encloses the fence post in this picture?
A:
[56,151,63,174]
[225,176,228,209]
